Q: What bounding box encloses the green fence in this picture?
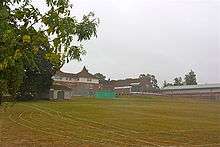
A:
[95,90,116,99]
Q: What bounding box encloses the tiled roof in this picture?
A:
[55,66,97,79]
[76,66,97,79]
[53,81,77,90]
[55,71,78,78]
[52,83,72,91]
[162,83,220,90]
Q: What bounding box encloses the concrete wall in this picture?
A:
[163,88,220,95]
[115,88,131,95]
[161,88,220,99]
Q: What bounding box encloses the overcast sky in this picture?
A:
[36,0,220,85]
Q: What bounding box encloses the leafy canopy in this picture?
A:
[185,70,197,85]
[94,73,107,84]
[139,74,159,89]
[163,80,173,88]
[0,0,99,97]
[173,77,183,86]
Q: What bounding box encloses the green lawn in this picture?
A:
[1,97,220,146]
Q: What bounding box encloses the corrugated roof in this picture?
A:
[130,82,140,86]
[110,78,150,87]
[114,86,132,89]
[162,83,220,90]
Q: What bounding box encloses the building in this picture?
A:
[102,78,151,95]
[49,66,99,99]
[161,83,220,99]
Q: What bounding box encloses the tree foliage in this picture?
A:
[163,70,198,88]
[17,50,55,99]
[185,70,197,85]
[139,74,159,90]
[94,73,106,84]
[163,80,173,88]
[0,0,99,98]
[173,77,183,86]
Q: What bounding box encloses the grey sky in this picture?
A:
[37,0,220,85]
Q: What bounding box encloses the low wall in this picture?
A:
[116,92,163,97]
[116,91,220,100]
[163,92,220,100]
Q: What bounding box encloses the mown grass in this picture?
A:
[1,97,220,147]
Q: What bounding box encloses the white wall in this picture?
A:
[79,78,99,84]
[53,90,58,99]
[53,76,99,84]
[54,77,78,82]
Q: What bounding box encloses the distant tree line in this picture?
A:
[163,70,197,87]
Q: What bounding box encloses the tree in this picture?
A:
[0,80,8,105]
[17,49,57,99]
[94,73,106,84]
[184,70,197,85]
[139,74,159,91]
[139,74,149,80]
[173,77,183,86]
[163,80,173,88]
[150,74,159,89]
[0,0,99,98]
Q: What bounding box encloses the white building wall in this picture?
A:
[53,90,58,99]
[212,88,220,92]
[53,76,99,84]
[92,79,99,83]
[79,78,99,84]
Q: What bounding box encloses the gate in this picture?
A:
[57,91,65,99]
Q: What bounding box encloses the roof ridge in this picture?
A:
[56,67,97,79]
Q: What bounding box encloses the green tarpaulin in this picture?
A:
[95,90,116,99]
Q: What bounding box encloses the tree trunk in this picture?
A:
[0,94,2,106]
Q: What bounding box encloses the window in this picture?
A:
[66,77,68,80]
[87,78,92,82]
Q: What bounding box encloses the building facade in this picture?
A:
[102,78,151,95]
[50,66,100,99]
[161,84,220,99]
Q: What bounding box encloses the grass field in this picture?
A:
[1,97,220,147]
